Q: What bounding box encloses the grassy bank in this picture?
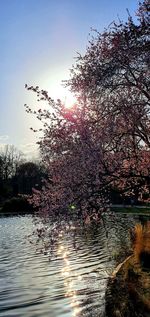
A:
[111,206,150,216]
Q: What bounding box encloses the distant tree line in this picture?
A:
[0,145,47,210]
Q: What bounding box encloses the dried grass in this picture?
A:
[133,222,150,262]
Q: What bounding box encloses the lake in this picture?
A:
[0,214,147,317]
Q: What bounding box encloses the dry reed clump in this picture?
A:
[133,221,150,264]
[105,222,150,317]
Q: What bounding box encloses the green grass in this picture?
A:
[111,206,150,215]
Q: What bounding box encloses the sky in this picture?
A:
[0,0,139,159]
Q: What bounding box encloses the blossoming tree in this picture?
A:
[25,1,150,223]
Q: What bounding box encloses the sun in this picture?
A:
[63,92,76,109]
[37,75,76,109]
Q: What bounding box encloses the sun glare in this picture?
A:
[38,76,76,110]
[63,93,76,109]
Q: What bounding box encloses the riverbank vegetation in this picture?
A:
[0,197,33,215]
[105,222,150,317]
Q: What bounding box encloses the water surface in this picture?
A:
[0,214,142,317]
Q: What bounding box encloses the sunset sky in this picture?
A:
[0,0,138,158]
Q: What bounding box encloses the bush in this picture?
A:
[1,197,33,214]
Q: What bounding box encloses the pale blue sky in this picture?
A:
[0,0,138,158]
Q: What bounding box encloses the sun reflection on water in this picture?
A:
[57,239,82,317]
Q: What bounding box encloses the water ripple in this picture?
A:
[0,214,142,317]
